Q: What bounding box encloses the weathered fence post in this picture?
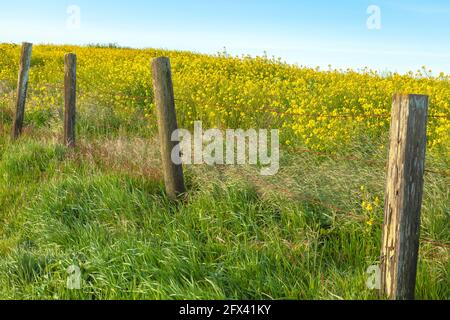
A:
[151,57,186,199]
[64,53,77,148]
[381,94,429,300]
[12,42,33,140]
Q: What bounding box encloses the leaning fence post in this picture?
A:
[381,93,429,300]
[64,53,77,148]
[151,57,186,199]
[12,42,33,140]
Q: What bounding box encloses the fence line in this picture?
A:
[2,82,449,178]
[2,46,449,300]
[6,81,449,120]
[239,164,449,251]
[424,168,450,178]
[290,147,449,178]
[8,79,449,119]
[173,97,450,120]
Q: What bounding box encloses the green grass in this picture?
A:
[0,127,448,300]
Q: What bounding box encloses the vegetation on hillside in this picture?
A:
[0,44,448,299]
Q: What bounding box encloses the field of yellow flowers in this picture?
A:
[0,44,448,300]
[0,44,449,152]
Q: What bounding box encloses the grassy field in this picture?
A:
[0,44,448,300]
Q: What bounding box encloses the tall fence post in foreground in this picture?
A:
[12,42,33,140]
[64,53,77,148]
[151,57,186,199]
[381,94,429,300]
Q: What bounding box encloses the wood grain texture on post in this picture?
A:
[12,42,33,140]
[64,53,77,148]
[151,57,186,199]
[381,94,429,300]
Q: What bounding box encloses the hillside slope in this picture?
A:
[0,44,448,299]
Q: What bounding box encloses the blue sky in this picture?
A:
[1,0,449,73]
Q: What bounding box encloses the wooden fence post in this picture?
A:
[12,42,33,140]
[381,94,429,300]
[64,53,77,148]
[151,57,186,199]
